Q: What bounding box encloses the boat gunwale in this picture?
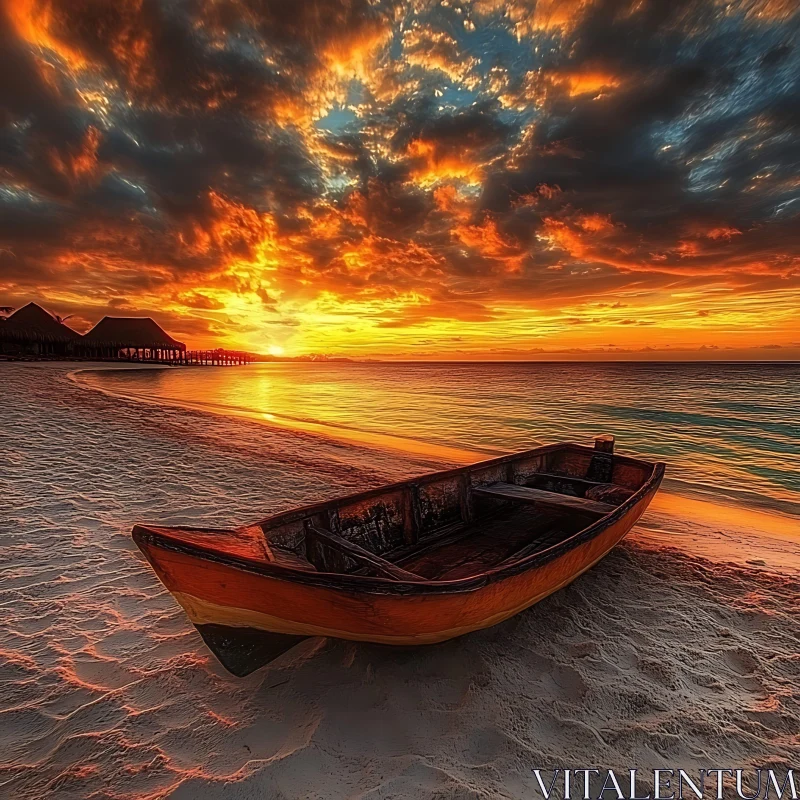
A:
[249,442,651,529]
[132,443,666,596]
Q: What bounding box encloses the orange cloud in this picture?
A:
[407,138,485,186]
[454,216,526,273]
[403,25,477,84]
[7,0,88,70]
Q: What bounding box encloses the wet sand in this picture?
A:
[1,362,798,799]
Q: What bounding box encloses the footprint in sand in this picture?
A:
[722,646,760,676]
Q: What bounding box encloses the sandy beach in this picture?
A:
[1,362,798,800]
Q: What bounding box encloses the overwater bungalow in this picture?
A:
[79,317,187,361]
[1,302,249,365]
[0,303,81,357]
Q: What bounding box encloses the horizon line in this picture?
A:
[249,357,800,364]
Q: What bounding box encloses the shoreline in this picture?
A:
[65,361,800,569]
[67,363,494,465]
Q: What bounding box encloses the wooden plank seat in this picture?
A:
[305,525,422,581]
[472,482,615,516]
[529,472,610,488]
[528,473,635,505]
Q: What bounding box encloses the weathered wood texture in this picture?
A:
[587,435,616,482]
[594,434,615,453]
[398,506,570,580]
[472,482,615,515]
[528,472,611,489]
[305,525,421,581]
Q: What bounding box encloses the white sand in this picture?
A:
[1,362,798,799]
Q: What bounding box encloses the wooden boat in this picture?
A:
[133,436,664,676]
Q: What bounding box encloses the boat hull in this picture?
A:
[134,471,661,674]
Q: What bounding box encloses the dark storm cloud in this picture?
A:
[0,4,101,199]
[0,189,73,244]
[391,98,515,156]
[483,65,711,233]
[0,1,328,281]
[29,0,403,119]
[471,0,800,284]
[0,5,71,131]
[101,110,321,221]
[0,0,385,217]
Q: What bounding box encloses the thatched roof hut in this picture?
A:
[81,317,186,352]
[1,302,80,342]
[0,303,80,354]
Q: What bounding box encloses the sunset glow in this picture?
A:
[1,0,798,359]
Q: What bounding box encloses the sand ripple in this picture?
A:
[1,363,798,799]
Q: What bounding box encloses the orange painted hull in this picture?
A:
[135,479,659,647]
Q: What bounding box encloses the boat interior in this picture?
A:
[235,437,656,582]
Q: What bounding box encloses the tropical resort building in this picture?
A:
[80,316,186,361]
[0,303,81,357]
[1,302,251,365]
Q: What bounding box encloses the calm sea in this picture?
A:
[79,361,800,518]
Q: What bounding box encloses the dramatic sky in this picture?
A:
[0,0,798,358]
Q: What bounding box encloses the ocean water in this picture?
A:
[78,361,800,519]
